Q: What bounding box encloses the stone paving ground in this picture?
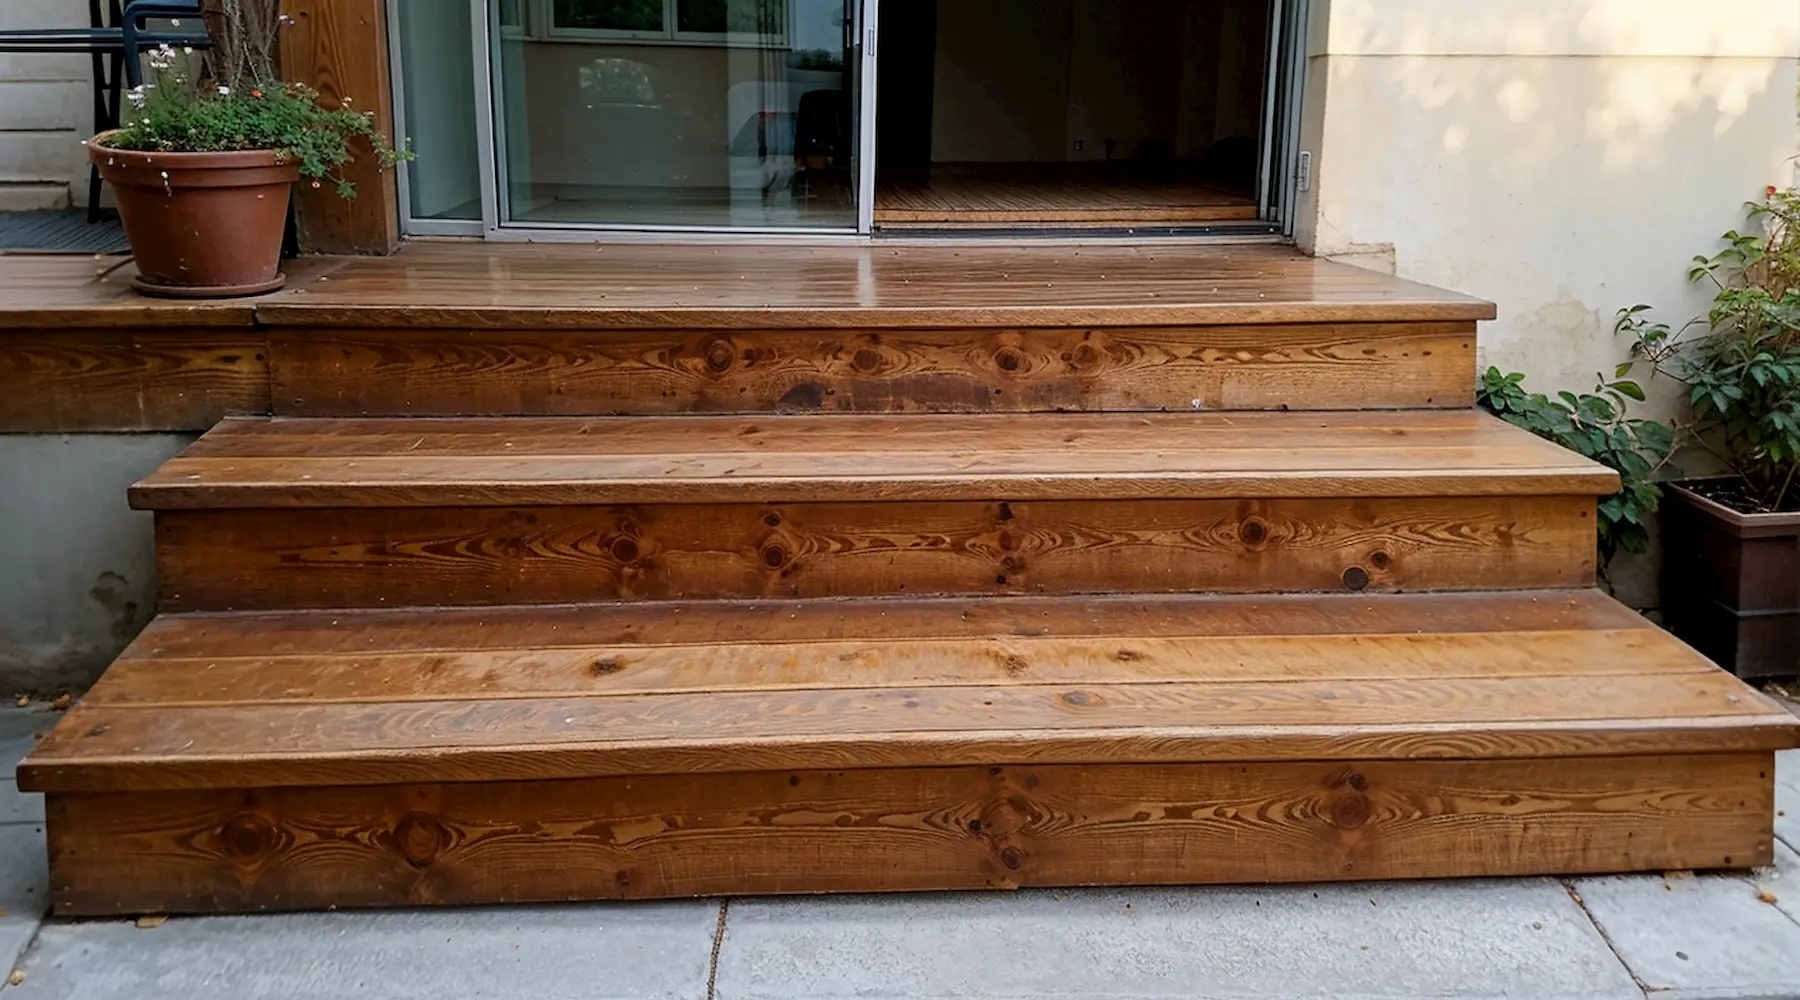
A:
[1,704,1796,1000]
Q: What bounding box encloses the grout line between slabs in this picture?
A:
[1562,878,1653,1000]
[705,899,730,1000]
[2,914,48,990]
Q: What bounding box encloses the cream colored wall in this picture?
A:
[1294,0,1800,603]
[1297,0,1800,396]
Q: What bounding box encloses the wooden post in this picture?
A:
[278,0,400,255]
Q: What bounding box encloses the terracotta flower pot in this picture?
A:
[90,129,301,298]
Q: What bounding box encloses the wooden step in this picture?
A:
[20,590,1798,915]
[259,242,1493,416]
[134,411,1617,611]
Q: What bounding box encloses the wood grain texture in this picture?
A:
[269,321,1477,416]
[41,753,1779,914]
[874,163,1260,226]
[113,589,1662,658]
[131,411,1617,509]
[26,670,1792,792]
[0,329,270,432]
[277,0,400,255]
[149,495,1601,611]
[254,242,1498,330]
[0,256,342,331]
[24,589,1798,793]
[82,590,1716,707]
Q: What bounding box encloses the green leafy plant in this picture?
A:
[97,42,407,197]
[1478,367,1675,569]
[1617,186,1800,513]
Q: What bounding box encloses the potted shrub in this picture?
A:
[90,29,405,297]
[1619,186,1800,678]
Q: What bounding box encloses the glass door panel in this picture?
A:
[489,0,858,230]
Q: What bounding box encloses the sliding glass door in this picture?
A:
[488,0,858,231]
[390,0,1305,237]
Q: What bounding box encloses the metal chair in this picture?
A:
[0,0,209,221]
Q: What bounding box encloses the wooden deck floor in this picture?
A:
[255,242,1494,329]
[0,242,1492,330]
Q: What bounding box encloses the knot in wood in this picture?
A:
[1238,516,1270,548]
[1061,690,1103,708]
[609,535,641,563]
[703,340,736,374]
[591,656,625,676]
[760,542,789,569]
[1342,566,1371,591]
[219,812,277,859]
[851,347,885,374]
[994,348,1026,373]
[1327,788,1373,830]
[393,812,448,869]
[999,845,1026,870]
[1370,550,1392,569]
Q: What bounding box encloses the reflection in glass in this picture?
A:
[493,0,855,229]
[393,0,482,221]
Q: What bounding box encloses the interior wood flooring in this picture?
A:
[876,162,1259,228]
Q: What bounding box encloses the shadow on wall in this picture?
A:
[1307,0,1800,396]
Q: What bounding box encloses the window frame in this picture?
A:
[535,0,793,48]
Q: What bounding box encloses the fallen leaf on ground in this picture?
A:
[12,696,26,708]
[1756,888,1779,905]
[49,693,70,712]
[135,914,167,929]
[7,970,22,986]
[1662,870,1695,889]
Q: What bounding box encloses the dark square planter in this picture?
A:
[1661,480,1800,679]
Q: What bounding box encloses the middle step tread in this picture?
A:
[131,410,1619,509]
[20,589,1799,793]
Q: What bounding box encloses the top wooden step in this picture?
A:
[257,242,1497,331]
[131,410,1618,510]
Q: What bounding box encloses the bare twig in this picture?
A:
[201,0,280,91]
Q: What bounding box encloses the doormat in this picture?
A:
[0,210,129,254]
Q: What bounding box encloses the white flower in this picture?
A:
[217,86,230,96]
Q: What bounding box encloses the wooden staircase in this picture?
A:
[17,242,1800,916]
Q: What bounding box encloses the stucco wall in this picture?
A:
[1294,0,1800,606]
[0,435,194,695]
[1297,0,1800,391]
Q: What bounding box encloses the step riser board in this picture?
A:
[153,496,1597,612]
[42,752,1776,916]
[267,322,1476,417]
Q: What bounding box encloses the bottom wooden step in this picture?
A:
[20,590,1799,915]
[41,752,1782,914]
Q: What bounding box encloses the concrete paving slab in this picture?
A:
[1778,751,1799,852]
[0,706,56,774]
[1573,867,1800,1000]
[0,780,44,826]
[1763,839,1800,928]
[715,880,1639,1000]
[0,820,49,976]
[7,902,720,1000]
